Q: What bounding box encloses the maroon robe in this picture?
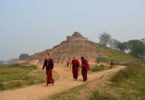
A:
[43,59,55,85]
[81,59,89,82]
[72,59,80,80]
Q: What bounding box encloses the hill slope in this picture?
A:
[26,32,100,63]
[26,32,141,63]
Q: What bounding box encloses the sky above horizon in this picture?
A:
[0,0,145,60]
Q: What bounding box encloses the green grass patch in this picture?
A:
[111,63,140,83]
[90,62,145,100]
[97,56,111,63]
[91,65,107,72]
[110,63,145,99]
[0,64,37,82]
[0,64,58,91]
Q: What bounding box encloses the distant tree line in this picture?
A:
[0,58,18,65]
[99,32,145,59]
[0,53,29,65]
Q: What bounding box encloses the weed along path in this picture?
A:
[0,64,125,100]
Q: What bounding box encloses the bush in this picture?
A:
[91,65,106,72]
[97,56,111,63]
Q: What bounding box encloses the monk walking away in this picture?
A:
[81,57,89,82]
[71,57,80,80]
[43,53,55,86]
[66,59,71,68]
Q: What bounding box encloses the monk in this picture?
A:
[81,57,89,82]
[43,53,55,86]
[71,57,80,80]
[66,60,70,68]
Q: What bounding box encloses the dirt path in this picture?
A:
[0,64,125,100]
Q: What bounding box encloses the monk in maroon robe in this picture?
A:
[81,57,89,82]
[71,57,80,80]
[43,53,55,86]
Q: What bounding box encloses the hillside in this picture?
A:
[26,32,139,64]
[26,32,98,63]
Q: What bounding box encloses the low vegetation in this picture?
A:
[111,63,145,99]
[89,91,116,100]
[90,62,145,100]
[49,84,87,100]
[96,46,142,63]
[0,64,58,91]
[91,64,108,72]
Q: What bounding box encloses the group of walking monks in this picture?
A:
[71,56,89,82]
[42,53,89,86]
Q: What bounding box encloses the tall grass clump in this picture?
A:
[111,63,142,83]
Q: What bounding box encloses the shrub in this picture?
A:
[91,65,106,72]
[97,56,111,63]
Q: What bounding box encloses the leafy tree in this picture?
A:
[127,40,145,58]
[141,38,145,44]
[99,32,111,46]
[109,39,121,50]
[19,54,29,60]
[117,42,128,52]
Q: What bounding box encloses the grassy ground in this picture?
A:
[90,63,145,100]
[110,63,145,99]
[0,64,58,91]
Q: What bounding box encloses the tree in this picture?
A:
[141,38,145,44]
[19,54,29,60]
[109,39,121,50]
[117,42,128,52]
[99,32,111,46]
[127,40,145,58]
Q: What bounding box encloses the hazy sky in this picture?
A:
[0,0,145,60]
